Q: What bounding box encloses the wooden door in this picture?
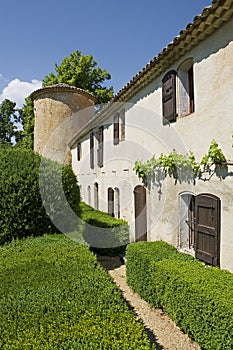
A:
[134,185,147,241]
[108,188,114,217]
[195,194,220,266]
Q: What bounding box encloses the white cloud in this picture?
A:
[0,79,42,108]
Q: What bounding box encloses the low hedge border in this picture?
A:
[79,202,129,255]
[0,234,154,349]
[126,241,233,350]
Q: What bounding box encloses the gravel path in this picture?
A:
[98,256,202,350]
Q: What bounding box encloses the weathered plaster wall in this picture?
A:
[71,17,233,271]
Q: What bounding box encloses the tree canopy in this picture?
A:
[17,97,35,149]
[0,99,21,146]
[43,50,114,104]
[1,50,114,149]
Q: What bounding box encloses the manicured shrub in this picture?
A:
[0,234,153,349]
[80,202,129,255]
[0,148,80,244]
[150,259,233,350]
[126,241,233,350]
[126,241,194,302]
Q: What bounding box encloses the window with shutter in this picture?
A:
[97,126,104,168]
[120,108,125,141]
[188,65,195,114]
[77,142,81,161]
[177,59,195,117]
[162,70,177,124]
[113,112,120,145]
[90,132,94,169]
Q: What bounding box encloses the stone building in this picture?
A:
[32,0,233,272]
[31,83,96,164]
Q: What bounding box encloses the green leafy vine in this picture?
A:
[134,140,227,186]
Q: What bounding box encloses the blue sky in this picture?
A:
[0,0,212,107]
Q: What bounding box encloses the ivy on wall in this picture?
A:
[134,140,228,186]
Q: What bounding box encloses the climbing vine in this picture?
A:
[134,140,227,185]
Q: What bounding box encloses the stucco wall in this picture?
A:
[71,17,233,272]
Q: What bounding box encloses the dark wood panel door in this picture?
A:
[134,185,147,241]
[195,194,220,266]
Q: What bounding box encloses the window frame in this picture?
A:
[90,132,94,169]
[97,125,104,168]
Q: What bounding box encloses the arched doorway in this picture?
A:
[179,192,195,251]
[134,185,147,241]
[108,187,114,217]
[114,187,120,219]
[94,182,99,210]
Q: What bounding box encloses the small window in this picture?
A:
[177,59,195,117]
[113,112,120,145]
[90,132,94,169]
[97,126,104,167]
[77,142,81,161]
[162,70,177,124]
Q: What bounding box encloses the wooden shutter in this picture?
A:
[113,113,120,145]
[188,66,195,114]
[77,142,81,161]
[90,132,94,169]
[162,70,177,124]
[120,109,125,141]
[97,126,104,168]
[195,194,220,267]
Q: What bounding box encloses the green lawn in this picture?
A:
[0,234,153,349]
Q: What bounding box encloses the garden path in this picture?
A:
[97,255,202,350]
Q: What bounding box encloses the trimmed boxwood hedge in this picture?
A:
[0,148,80,244]
[126,241,233,350]
[126,241,194,303]
[0,234,154,349]
[80,202,129,255]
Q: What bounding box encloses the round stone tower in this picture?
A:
[31,83,97,164]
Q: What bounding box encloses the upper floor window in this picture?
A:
[162,70,177,124]
[90,132,94,169]
[177,59,195,117]
[113,112,120,145]
[120,108,125,141]
[162,60,195,124]
[77,142,82,161]
[113,108,125,144]
[97,126,104,168]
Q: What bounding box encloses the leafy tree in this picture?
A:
[17,97,35,149]
[0,99,20,146]
[43,50,114,103]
